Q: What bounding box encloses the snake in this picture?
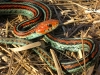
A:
[0,0,99,74]
[0,0,59,40]
[44,33,99,73]
[0,37,98,74]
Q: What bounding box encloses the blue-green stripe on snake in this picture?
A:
[0,0,59,40]
[44,33,99,73]
[0,0,99,74]
[0,37,98,73]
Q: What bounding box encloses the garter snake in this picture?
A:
[0,0,99,74]
[44,33,99,73]
[0,0,58,39]
[0,37,98,74]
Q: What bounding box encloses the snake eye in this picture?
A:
[47,24,52,27]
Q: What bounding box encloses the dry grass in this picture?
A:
[0,0,100,75]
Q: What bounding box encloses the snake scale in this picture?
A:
[0,0,99,74]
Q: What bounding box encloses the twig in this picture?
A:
[12,51,27,75]
[71,52,85,72]
[81,31,86,75]
[83,27,91,37]
[78,50,82,59]
[5,20,9,37]
[0,65,9,70]
[9,41,42,52]
[18,15,24,22]
[66,1,88,9]
[62,18,90,25]
[0,46,43,75]
[7,51,14,75]
[50,49,63,75]
[86,66,95,75]
[47,67,54,75]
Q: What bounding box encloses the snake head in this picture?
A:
[35,19,59,34]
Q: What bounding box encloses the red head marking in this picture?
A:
[35,19,59,34]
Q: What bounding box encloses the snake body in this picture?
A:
[0,0,99,74]
[0,37,98,73]
[0,0,58,39]
[44,33,99,73]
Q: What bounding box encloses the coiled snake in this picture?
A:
[0,0,99,74]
